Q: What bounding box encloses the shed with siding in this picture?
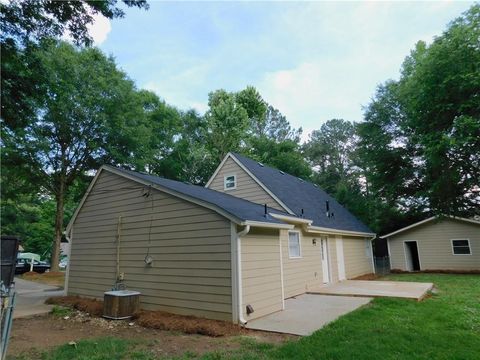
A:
[382,216,480,272]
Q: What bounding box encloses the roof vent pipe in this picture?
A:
[301,208,304,218]
[325,201,330,218]
[264,204,268,217]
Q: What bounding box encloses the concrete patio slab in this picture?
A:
[246,294,371,336]
[310,280,434,300]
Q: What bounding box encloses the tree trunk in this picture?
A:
[50,180,65,272]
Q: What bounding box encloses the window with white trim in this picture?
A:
[452,239,471,255]
[288,231,301,258]
[224,174,236,190]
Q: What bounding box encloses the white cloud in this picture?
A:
[88,13,111,45]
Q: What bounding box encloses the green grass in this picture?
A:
[12,274,480,359]
[199,274,480,360]
[50,305,73,318]
[11,337,155,360]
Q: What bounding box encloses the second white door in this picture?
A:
[321,236,330,283]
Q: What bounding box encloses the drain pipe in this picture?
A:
[236,224,250,325]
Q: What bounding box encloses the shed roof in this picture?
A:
[380,215,480,238]
[230,153,373,234]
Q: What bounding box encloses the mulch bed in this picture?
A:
[46,296,245,337]
[351,273,379,280]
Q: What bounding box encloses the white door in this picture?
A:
[321,236,330,283]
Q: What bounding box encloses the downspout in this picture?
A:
[236,224,250,325]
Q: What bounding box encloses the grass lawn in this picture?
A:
[12,274,480,360]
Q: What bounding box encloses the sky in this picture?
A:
[91,1,473,141]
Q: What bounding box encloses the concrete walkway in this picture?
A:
[13,278,65,319]
[310,280,434,300]
[246,294,371,336]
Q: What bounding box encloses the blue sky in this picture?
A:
[93,1,473,140]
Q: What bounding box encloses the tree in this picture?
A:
[204,89,250,162]
[0,0,149,46]
[2,41,154,271]
[357,4,480,226]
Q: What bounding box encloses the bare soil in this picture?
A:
[20,271,65,287]
[47,296,246,337]
[9,313,294,359]
[351,273,379,280]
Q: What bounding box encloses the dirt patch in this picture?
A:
[46,296,103,316]
[8,313,294,359]
[20,271,65,287]
[47,295,246,337]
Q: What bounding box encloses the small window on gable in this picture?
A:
[452,239,471,255]
[224,174,236,190]
[288,231,301,258]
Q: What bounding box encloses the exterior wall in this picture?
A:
[68,170,233,321]
[207,157,284,211]
[280,228,324,298]
[388,219,480,271]
[343,236,374,278]
[241,228,283,321]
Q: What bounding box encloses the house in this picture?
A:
[65,152,375,324]
[381,216,480,272]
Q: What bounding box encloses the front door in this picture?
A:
[321,236,330,283]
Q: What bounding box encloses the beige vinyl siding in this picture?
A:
[208,157,284,211]
[241,228,283,320]
[281,228,324,298]
[388,219,480,271]
[68,170,233,321]
[343,236,373,279]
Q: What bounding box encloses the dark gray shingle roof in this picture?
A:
[108,166,290,225]
[231,153,373,234]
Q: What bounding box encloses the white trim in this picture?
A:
[321,235,330,283]
[335,235,346,281]
[65,167,105,234]
[236,225,251,325]
[206,153,295,215]
[381,215,480,238]
[243,220,294,230]
[279,233,285,310]
[269,213,312,225]
[306,225,375,238]
[451,238,472,256]
[369,238,375,274]
[223,173,237,191]
[205,153,232,187]
[230,222,239,323]
[287,230,302,259]
[386,238,392,257]
[403,240,422,271]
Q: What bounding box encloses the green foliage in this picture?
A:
[0,0,149,46]
[357,4,480,221]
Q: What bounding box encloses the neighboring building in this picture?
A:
[381,216,480,272]
[65,152,375,324]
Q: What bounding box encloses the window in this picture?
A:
[452,239,471,255]
[224,174,236,190]
[288,231,301,258]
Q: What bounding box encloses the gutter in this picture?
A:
[236,224,250,325]
[305,225,376,238]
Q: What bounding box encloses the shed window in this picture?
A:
[288,231,301,258]
[452,239,471,255]
[224,174,236,190]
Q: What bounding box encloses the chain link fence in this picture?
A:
[374,256,391,276]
